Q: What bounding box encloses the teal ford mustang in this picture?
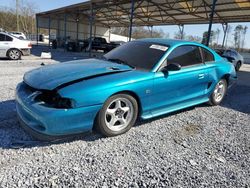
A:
[16,39,237,140]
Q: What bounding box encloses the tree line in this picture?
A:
[113,24,248,51]
[0,0,37,34]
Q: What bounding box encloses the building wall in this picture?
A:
[37,17,110,42]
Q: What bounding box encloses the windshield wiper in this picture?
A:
[107,58,135,69]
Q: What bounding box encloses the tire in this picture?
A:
[96,93,138,137]
[209,79,227,106]
[235,61,241,72]
[7,49,21,60]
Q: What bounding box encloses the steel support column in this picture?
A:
[76,19,79,41]
[222,23,228,48]
[89,2,94,57]
[108,27,111,42]
[94,25,97,37]
[36,16,39,45]
[64,13,67,51]
[57,19,60,38]
[128,0,135,41]
[206,0,217,46]
[48,16,51,48]
[151,26,153,37]
[178,24,184,39]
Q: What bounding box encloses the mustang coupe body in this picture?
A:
[16,39,237,140]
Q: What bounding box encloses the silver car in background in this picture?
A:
[215,48,244,71]
[9,31,27,40]
[0,32,32,60]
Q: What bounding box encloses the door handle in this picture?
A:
[198,74,205,79]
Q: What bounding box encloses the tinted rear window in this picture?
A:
[201,48,214,62]
[0,34,13,41]
[6,35,13,41]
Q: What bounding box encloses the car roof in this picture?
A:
[0,31,12,36]
[138,38,204,47]
[10,32,22,34]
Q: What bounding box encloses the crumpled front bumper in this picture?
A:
[15,83,102,138]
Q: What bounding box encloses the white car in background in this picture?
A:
[0,32,32,60]
[9,31,27,40]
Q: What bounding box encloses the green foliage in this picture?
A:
[233,24,248,51]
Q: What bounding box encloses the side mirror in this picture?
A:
[222,55,235,63]
[162,63,181,72]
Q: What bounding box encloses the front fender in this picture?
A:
[58,71,154,114]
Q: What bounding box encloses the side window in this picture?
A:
[0,34,13,42]
[224,50,232,57]
[5,35,13,41]
[167,45,202,67]
[232,51,237,58]
[0,34,5,41]
[201,48,214,62]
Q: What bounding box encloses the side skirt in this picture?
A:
[141,97,209,120]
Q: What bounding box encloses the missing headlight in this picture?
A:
[35,91,74,109]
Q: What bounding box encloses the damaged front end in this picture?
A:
[35,90,75,109]
[18,81,75,109]
[15,81,102,138]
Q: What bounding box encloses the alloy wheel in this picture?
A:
[213,80,226,103]
[105,98,134,132]
[9,49,20,60]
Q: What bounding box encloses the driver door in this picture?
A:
[150,45,209,116]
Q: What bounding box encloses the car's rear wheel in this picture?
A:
[209,79,227,106]
[8,49,21,60]
[96,94,138,137]
[235,61,241,71]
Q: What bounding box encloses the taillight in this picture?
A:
[28,43,32,48]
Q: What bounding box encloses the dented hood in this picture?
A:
[24,59,132,90]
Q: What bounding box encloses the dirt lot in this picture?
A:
[0,50,249,187]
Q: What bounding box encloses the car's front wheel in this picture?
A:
[209,79,227,105]
[235,61,241,71]
[96,93,138,137]
[7,49,21,60]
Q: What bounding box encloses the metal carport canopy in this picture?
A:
[36,0,250,49]
[37,0,250,27]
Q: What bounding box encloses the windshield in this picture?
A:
[104,41,168,70]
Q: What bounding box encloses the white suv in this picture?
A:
[0,32,32,60]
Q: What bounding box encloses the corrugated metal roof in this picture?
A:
[36,0,250,27]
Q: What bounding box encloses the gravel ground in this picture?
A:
[0,60,249,187]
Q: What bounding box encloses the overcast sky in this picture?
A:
[1,0,250,48]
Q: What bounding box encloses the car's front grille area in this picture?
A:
[19,82,73,109]
[21,82,57,106]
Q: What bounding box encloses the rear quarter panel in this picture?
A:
[205,58,236,95]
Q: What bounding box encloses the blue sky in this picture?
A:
[1,0,250,48]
